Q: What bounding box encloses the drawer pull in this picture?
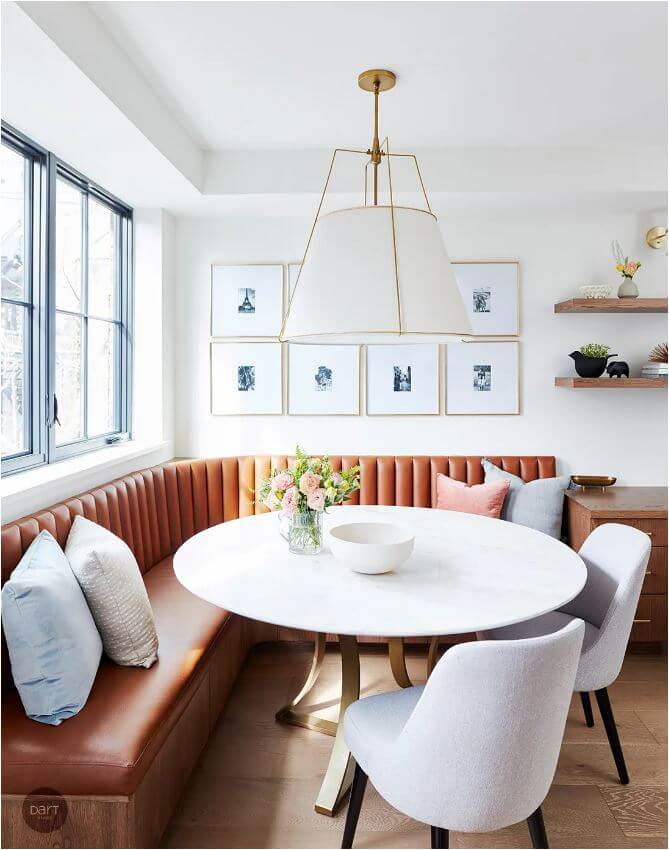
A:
[645,532,654,538]
[633,618,652,624]
[645,570,653,576]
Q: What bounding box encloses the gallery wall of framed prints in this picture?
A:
[209,260,521,416]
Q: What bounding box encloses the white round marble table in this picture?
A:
[174,505,586,815]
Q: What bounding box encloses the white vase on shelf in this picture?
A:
[617,277,639,299]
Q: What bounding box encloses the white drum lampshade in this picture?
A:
[280,205,471,343]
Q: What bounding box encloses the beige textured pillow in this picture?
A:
[65,516,159,668]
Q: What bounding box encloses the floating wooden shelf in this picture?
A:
[555,377,667,388]
[554,298,668,314]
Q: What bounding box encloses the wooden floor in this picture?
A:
[162,643,668,849]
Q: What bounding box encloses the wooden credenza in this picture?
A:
[565,487,667,646]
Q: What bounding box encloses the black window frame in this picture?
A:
[1,122,133,475]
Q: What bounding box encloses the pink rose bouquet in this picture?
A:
[256,446,360,519]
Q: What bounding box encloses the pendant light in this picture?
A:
[279,69,471,343]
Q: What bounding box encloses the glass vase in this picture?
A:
[288,511,323,555]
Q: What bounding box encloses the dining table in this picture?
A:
[173,504,587,816]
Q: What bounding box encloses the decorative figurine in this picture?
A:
[606,361,630,379]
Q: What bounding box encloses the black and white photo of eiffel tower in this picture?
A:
[238,287,256,313]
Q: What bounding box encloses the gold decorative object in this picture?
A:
[570,475,617,491]
[280,69,470,343]
[646,226,668,249]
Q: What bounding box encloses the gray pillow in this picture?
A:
[1,530,102,724]
[66,516,159,668]
[482,459,570,539]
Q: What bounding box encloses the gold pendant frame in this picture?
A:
[278,67,442,343]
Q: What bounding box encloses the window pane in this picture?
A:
[55,312,83,444]
[1,301,28,455]
[1,145,25,301]
[88,199,117,319]
[87,319,116,436]
[56,178,83,312]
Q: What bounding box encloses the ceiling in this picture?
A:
[3,1,666,215]
[91,0,667,150]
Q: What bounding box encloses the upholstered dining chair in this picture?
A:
[341,620,585,849]
[480,522,651,786]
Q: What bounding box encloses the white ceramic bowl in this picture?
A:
[328,521,415,574]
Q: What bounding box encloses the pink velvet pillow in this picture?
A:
[435,473,510,519]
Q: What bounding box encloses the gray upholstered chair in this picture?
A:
[481,522,651,785]
[341,620,584,849]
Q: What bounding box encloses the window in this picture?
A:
[1,124,132,474]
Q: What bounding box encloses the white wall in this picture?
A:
[175,204,668,485]
[133,209,176,451]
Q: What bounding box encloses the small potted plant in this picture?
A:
[569,343,618,378]
[612,240,641,299]
[257,447,360,555]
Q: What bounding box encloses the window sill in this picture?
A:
[1,440,172,523]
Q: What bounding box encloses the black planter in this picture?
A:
[569,351,617,378]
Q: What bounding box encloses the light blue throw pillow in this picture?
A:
[482,458,570,539]
[1,530,102,725]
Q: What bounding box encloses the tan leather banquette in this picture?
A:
[1,454,556,848]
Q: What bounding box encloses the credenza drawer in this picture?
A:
[643,547,668,595]
[630,595,667,642]
[593,517,667,547]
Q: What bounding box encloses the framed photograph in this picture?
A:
[288,344,360,415]
[366,344,439,415]
[211,342,283,415]
[446,341,519,415]
[452,260,519,336]
[211,264,284,337]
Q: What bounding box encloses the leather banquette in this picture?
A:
[1,454,555,848]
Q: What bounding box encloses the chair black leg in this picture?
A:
[341,763,368,849]
[595,687,630,784]
[580,691,595,727]
[527,806,548,849]
[431,825,449,848]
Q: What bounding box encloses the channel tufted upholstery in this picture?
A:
[1,454,555,848]
[1,456,556,582]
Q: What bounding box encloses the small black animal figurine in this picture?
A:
[606,360,630,378]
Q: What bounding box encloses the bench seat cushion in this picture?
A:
[2,556,231,796]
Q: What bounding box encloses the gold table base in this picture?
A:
[275,633,419,816]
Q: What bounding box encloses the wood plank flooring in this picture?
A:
[162,643,667,849]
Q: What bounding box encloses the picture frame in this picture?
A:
[366,344,439,415]
[211,342,283,415]
[288,344,360,415]
[211,264,284,338]
[452,260,519,336]
[446,341,519,415]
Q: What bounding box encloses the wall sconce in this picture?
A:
[646,226,668,249]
